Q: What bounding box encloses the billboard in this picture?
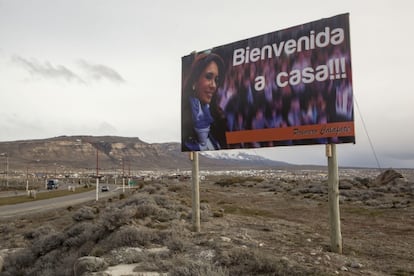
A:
[181,13,354,152]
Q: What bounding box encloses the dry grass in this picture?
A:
[214,176,265,187]
[2,177,312,276]
[0,186,94,206]
[1,174,413,276]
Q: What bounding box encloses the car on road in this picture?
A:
[47,179,59,190]
[101,185,109,192]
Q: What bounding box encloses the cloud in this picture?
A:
[11,55,85,83]
[78,60,125,83]
[11,55,125,84]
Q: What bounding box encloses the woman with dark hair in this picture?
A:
[182,52,226,151]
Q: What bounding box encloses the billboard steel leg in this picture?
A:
[326,144,342,254]
[190,152,200,232]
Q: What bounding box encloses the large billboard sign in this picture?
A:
[181,13,354,152]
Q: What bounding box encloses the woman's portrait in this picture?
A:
[181,52,226,151]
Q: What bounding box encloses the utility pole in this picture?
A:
[0,153,8,187]
[128,159,131,189]
[26,167,29,192]
[122,158,125,193]
[96,148,99,201]
[6,154,8,187]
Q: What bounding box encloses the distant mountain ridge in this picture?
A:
[0,135,293,172]
[200,151,291,167]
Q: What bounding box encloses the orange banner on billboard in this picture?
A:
[225,122,354,145]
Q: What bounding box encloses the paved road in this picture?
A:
[0,185,121,219]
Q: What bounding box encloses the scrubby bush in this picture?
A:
[354,176,371,186]
[169,258,228,276]
[214,247,310,275]
[101,225,161,250]
[165,234,187,253]
[120,193,155,208]
[31,232,65,257]
[24,225,56,240]
[118,194,178,222]
[63,222,104,248]
[153,194,173,209]
[72,206,96,222]
[215,177,240,187]
[214,176,265,187]
[2,248,35,274]
[141,185,157,194]
[167,183,185,193]
[133,202,161,219]
[100,207,134,231]
[104,247,145,265]
[0,223,15,235]
[29,249,62,274]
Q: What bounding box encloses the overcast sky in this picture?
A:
[1,0,413,168]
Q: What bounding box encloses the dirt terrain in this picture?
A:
[0,168,413,275]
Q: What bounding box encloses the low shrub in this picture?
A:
[167,184,184,193]
[100,207,134,231]
[214,176,265,187]
[169,258,228,276]
[31,232,65,257]
[2,248,35,274]
[0,223,16,235]
[134,202,161,219]
[165,233,187,253]
[214,247,309,275]
[103,225,160,249]
[72,206,96,222]
[63,222,104,248]
[24,225,56,240]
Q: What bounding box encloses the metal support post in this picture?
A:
[326,144,342,254]
[191,152,200,232]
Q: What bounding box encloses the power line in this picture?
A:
[354,96,382,171]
